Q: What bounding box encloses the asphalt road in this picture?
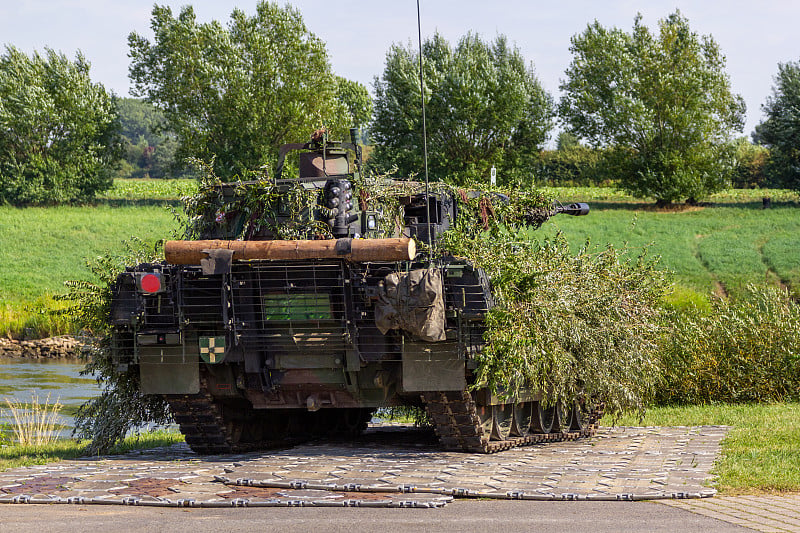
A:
[0,500,752,533]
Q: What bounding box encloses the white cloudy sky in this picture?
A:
[1,0,798,138]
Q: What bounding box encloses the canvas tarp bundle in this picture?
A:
[375,268,446,342]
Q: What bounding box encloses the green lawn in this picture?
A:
[0,205,178,301]
[606,403,800,494]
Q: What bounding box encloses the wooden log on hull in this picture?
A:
[164,237,416,265]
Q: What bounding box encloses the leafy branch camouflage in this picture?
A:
[439,210,669,417]
[178,159,329,240]
[58,238,171,454]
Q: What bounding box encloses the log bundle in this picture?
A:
[164,237,416,265]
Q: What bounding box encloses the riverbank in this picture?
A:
[0,336,85,359]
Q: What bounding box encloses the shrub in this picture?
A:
[731,139,769,189]
[658,285,800,404]
[660,285,712,314]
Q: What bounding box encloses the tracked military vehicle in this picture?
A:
[108,131,594,454]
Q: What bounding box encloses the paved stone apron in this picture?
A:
[661,495,800,533]
[0,425,726,509]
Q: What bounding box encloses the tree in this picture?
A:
[335,76,372,131]
[128,2,350,180]
[731,137,768,189]
[371,33,553,185]
[533,146,606,187]
[116,98,180,179]
[559,11,745,205]
[0,46,120,205]
[753,61,800,190]
[556,131,580,151]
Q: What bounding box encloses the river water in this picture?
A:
[0,358,99,439]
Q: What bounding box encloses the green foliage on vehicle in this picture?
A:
[59,238,172,454]
[371,32,554,185]
[438,198,669,417]
[128,2,351,180]
[177,159,327,240]
[754,60,800,191]
[0,46,120,205]
[559,11,746,205]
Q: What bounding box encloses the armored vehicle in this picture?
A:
[109,131,594,454]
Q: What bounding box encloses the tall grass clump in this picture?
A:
[658,285,800,404]
[0,296,76,338]
[3,392,64,446]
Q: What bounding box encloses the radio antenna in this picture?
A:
[416,0,433,253]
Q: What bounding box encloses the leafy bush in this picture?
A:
[116,98,182,180]
[658,285,800,404]
[731,139,769,189]
[660,285,712,314]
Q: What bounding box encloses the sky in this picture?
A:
[1,0,798,140]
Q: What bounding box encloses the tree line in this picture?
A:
[1,2,798,205]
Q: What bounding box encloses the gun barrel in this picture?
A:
[556,202,590,216]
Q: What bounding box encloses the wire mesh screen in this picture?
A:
[229,262,348,356]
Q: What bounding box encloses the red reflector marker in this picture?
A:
[140,273,161,293]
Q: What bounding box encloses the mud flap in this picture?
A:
[401,341,465,392]
[139,342,200,395]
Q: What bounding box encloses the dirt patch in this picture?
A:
[712,280,729,299]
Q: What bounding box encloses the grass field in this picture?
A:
[607,403,800,494]
[1,180,799,336]
[0,200,182,335]
[539,187,800,300]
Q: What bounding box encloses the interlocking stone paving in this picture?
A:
[0,425,726,507]
[661,495,800,533]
